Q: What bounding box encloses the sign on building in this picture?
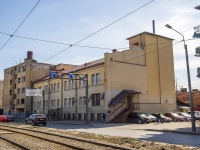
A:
[26,89,42,96]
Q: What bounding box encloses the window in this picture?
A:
[79,97,83,106]
[53,100,56,107]
[17,99,20,104]
[69,80,73,89]
[22,76,26,83]
[92,74,95,85]
[72,97,75,107]
[37,101,41,109]
[84,78,87,87]
[91,93,100,106]
[21,87,25,94]
[51,84,53,92]
[18,67,21,73]
[17,88,20,94]
[38,86,41,89]
[64,98,67,107]
[79,79,83,87]
[18,78,20,83]
[96,73,100,84]
[72,80,75,89]
[10,80,12,85]
[64,81,67,90]
[53,83,56,92]
[51,100,53,108]
[83,96,86,106]
[69,98,72,107]
[22,65,26,71]
[57,82,60,91]
[45,101,48,108]
[44,85,49,93]
[21,99,25,104]
[57,99,60,107]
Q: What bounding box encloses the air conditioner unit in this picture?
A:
[100,93,104,99]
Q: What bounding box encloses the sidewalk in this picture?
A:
[48,119,200,135]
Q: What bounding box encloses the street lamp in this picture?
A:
[165,24,196,132]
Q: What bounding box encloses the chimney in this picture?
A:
[112,49,117,52]
[27,51,33,60]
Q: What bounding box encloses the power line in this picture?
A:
[41,0,155,63]
[0,0,40,51]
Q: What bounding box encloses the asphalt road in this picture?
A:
[14,121,200,148]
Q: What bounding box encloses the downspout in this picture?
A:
[157,36,162,103]
[75,75,78,120]
[48,78,51,120]
[61,78,63,119]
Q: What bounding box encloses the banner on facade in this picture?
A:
[26,89,42,96]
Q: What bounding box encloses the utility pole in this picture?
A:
[85,74,89,124]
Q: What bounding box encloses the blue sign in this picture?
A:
[50,72,57,78]
[68,73,73,79]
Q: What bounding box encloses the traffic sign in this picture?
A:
[26,89,42,96]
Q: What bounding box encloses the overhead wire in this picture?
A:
[41,0,155,63]
[0,0,40,51]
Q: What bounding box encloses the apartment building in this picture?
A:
[33,32,176,122]
[2,51,51,117]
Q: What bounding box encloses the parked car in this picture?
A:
[163,112,185,122]
[0,115,9,122]
[6,115,14,122]
[143,113,157,122]
[151,113,172,122]
[127,112,151,124]
[187,111,200,120]
[176,112,191,121]
[25,114,47,126]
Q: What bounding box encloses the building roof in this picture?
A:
[108,90,140,107]
[126,31,174,41]
[176,91,200,106]
[33,58,104,84]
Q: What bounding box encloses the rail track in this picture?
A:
[0,134,31,150]
[0,124,134,150]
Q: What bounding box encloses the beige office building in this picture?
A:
[33,32,176,122]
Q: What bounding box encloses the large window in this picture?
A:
[91,93,100,106]
[53,83,56,92]
[69,80,73,89]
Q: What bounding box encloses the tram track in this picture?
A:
[0,124,134,150]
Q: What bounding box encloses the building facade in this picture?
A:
[2,51,51,117]
[32,32,176,122]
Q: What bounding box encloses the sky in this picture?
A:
[0,0,199,90]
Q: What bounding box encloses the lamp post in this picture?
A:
[165,24,196,132]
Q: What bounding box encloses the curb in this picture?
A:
[145,129,200,135]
